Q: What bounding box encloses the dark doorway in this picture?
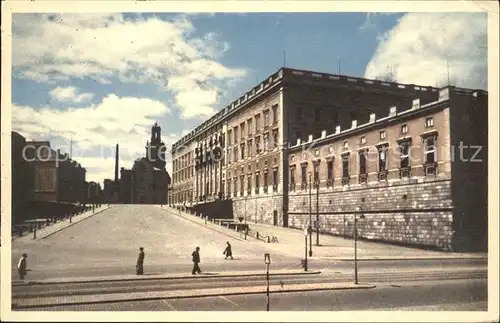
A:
[282,211,288,227]
[273,210,278,226]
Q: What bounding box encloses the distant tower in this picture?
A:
[146,122,167,169]
[114,144,119,183]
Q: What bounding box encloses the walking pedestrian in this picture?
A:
[223,241,234,260]
[136,247,145,275]
[17,253,28,280]
[191,246,202,275]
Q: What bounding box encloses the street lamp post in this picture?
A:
[303,227,308,271]
[264,253,271,311]
[316,178,319,246]
[354,206,365,285]
[244,196,247,223]
[308,173,313,257]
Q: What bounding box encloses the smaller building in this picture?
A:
[11,135,88,224]
[118,122,171,204]
[119,158,170,204]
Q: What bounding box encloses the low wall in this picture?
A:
[288,178,454,250]
[232,194,284,226]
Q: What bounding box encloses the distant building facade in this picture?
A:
[11,133,88,225]
[170,67,488,252]
[119,123,171,204]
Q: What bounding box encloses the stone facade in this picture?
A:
[232,194,284,226]
[286,87,487,251]
[171,67,488,251]
[288,179,453,250]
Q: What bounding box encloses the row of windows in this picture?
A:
[290,134,438,190]
[228,129,279,163]
[227,104,279,145]
[227,168,279,197]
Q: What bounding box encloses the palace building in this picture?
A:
[170,68,488,252]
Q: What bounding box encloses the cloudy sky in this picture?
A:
[11,11,488,185]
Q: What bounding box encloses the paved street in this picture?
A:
[18,279,487,311]
[9,204,489,312]
[11,205,300,280]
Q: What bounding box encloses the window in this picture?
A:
[272,104,278,125]
[234,126,238,142]
[360,136,366,145]
[290,167,296,191]
[240,176,244,196]
[233,146,238,162]
[359,150,367,183]
[425,117,434,128]
[263,171,268,192]
[264,110,270,128]
[255,114,261,132]
[240,123,245,139]
[263,132,269,151]
[227,148,232,163]
[255,136,261,153]
[380,131,386,140]
[273,168,278,191]
[272,129,279,148]
[255,173,260,193]
[378,145,388,180]
[424,135,437,175]
[247,139,253,156]
[342,154,350,185]
[327,160,334,187]
[239,143,244,159]
[233,178,238,197]
[399,140,412,178]
[247,119,252,135]
[401,124,408,134]
[301,164,307,189]
[343,141,349,150]
[247,175,252,194]
[313,162,320,186]
[296,131,302,141]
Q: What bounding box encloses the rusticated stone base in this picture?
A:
[232,194,284,226]
[288,178,454,250]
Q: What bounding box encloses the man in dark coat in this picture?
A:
[136,247,145,275]
[191,246,202,275]
[223,241,233,260]
[18,253,28,280]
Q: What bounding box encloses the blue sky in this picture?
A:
[11,12,487,184]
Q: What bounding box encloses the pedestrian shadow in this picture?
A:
[199,272,218,276]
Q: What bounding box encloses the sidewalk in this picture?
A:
[159,206,248,242]
[236,223,487,261]
[13,205,111,242]
[12,269,321,285]
[12,282,375,308]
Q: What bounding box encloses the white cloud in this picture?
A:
[12,94,181,182]
[364,13,487,89]
[13,13,247,119]
[49,86,94,103]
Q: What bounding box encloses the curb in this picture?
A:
[12,283,375,309]
[39,206,111,240]
[12,270,322,286]
[320,255,488,261]
[160,207,248,242]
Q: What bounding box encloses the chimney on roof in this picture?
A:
[114,144,119,183]
[335,126,341,134]
[351,120,358,129]
[389,106,397,117]
[369,113,376,123]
